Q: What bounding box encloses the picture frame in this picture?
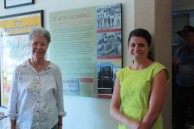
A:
[0,10,44,108]
[4,0,34,9]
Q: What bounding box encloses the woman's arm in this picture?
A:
[110,78,140,129]
[139,69,168,129]
[58,116,63,129]
[5,69,19,129]
[55,65,66,117]
[10,119,16,129]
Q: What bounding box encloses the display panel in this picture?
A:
[49,3,122,98]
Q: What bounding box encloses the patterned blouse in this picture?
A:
[5,60,66,129]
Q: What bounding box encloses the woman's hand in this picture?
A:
[136,123,149,129]
[126,120,141,129]
[10,119,16,129]
[58,125,62,129]
[58,116,63,129]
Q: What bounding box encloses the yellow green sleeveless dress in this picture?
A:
[116,62,169,129]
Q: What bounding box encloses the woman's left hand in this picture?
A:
[58,125,62,129]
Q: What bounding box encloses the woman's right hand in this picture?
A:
[126,120,141,129]
[10,119,16,129]
[10,125,15,129]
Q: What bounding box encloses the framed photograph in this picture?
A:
[0,10,43,108]
[4,0,34,9]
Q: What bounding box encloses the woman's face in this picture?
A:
[30,35,49,59]
[128,36,151,61]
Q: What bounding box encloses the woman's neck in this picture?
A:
[131,59,153,70]
[29,58,48,72]
[30,58,45,66]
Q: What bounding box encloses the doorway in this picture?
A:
[172,10,194,129]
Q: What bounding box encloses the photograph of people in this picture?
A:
[96,3,121,29]
[97,32,121,57]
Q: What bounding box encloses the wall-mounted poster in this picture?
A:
[0,10,43,107]
[49,3,122,98]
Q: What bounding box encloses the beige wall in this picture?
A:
[155,1,172,129]
[134,0,172,129]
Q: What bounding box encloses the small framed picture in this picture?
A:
[4,0,34,9]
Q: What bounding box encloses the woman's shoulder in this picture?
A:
[14,60,28,70]
[116,66,129,77]
[48,61,60,69]
[151,62,166,69]
[48,61,62,74]
[147,62,167,73]
[151,62,170,80]
[118,66,129,72]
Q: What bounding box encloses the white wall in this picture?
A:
[0,0,133,129]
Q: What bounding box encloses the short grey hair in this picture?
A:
[29,27,51,44]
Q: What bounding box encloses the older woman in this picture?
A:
[5,27,66,129]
